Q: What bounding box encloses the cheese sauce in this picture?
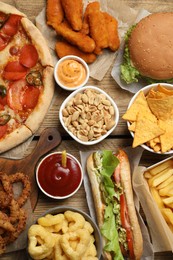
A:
[57,59,86,87]
[37,153,82,197]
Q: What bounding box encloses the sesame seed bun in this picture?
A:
[129,12,173,80]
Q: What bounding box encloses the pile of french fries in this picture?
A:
[144,159,173,232]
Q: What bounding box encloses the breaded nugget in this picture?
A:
[103,12,120,51]
[61,0,83,31]
[80,1,100,35]
[46,0,64,27]
[55,41,97,64]
[54,21,96,53]
[88,9,109,55]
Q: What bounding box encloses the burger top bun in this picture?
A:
[129,12,173,80]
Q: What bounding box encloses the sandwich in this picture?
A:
[86,149,143,259]
[120,12,173,84]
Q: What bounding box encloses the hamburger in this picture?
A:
[121,12,173,84]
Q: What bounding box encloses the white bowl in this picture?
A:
[36,152,83,199]
[54,55,89,91]
[59,86,119,145]
[127,83,173,154]
[27,206,103,260]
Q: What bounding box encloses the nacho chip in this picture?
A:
[158,119,173,153]
[128,122,136,132]
[157,84,173,96]
[147,89,167,99]
[123,91,155,122]
[132,112,165,148]
[147,95,173,120]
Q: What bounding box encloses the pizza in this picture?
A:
[0,2,54,153]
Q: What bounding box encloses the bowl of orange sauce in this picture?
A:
[36,151,83,199]
[54,55,89,91]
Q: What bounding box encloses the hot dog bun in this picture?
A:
[86,149,143,259]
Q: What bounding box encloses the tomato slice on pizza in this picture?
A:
[0,3,54,153]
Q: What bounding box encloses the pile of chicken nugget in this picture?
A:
[46,0,120,64]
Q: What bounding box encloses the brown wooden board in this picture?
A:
[0,128,62,210]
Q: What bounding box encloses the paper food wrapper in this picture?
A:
[111,9,151,94]
[80,147,154,260]
[133,165,173,252]
[35,0,138,81]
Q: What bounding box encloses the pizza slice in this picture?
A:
[0,2,54,153]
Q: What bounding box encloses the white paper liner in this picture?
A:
[111,9,151,94]
[133,166,173,252]
[80,146,154,259]
[35,0,138,81]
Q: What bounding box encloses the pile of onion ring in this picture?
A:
[0,171,31,254]
[28,210,98,260]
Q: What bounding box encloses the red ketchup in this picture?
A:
[37,153,82,197]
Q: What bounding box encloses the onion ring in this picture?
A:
[64,211,85,232]
[0,172,13,208]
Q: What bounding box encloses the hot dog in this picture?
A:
[86,149,143,259]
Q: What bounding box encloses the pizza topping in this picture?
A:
[19,44,39,68]
[3,61,28,81]
[7,79,26,111]
[0,124,7,139]
[0,114,11,126]
[21,86,40,109]
[26,71,42,86]
[0,33,10,51]
[0,12,9,28]
[1,14,22,36]
[9,46,20,56]
[0,85,7,97]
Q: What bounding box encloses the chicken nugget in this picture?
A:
[55,41,97,64]
[46,0,64,28]
[103,12,120,51]
[54,21,96,53]
[88,9,109,55]
[80,1,100,35]
[61,0,83,31]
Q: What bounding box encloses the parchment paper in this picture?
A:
[35,0,138,81]
[133,165,173,252]
[80,147,154,259]
[111,9,151,94]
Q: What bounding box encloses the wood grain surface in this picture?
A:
[1,0,173,259]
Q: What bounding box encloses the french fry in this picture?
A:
[148,169,173,187]
[161,208,173,225]
[162,196,173,205]
[61,150,67,168]
[149,159,173,175]
[159,182,173,196]
[144,171,152,179]
[168,224,173,233]
[157,175,173,189]
[150,187,164,209]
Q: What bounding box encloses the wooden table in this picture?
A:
[1,0,173,259]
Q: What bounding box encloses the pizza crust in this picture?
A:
[0,1,26,16]
[24,66,54,133]
[0,125,32,154]
[21,17,53,67]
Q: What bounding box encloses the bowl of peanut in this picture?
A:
[59,86,119,145]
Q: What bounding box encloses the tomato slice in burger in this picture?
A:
[7,79,26,111]
[0,124,8,139]
[21,86,40,109]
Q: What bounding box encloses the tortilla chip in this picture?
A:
[122,91,150,121]
[128,122,136,131]
[158,119,173,153]
[147,89,167,99]
[147,96,173,120]
[157,84,173,96]
[132,112,165,148]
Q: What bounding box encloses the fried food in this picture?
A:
[55,41,97,64]
[103,12,120,51]
[9,172,31,207]
[54,21,96,53]
[0,172,31,255]
[28,211,98,260]
[88,9,108,55]
[46,0,64,28]
[80,1,100,35]
[61,0,83,31]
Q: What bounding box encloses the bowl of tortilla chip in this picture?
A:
[122,83,173,154]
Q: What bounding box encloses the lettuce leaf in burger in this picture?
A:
[120,12,173,84]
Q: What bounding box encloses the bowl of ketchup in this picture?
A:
[36,151,83,199]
